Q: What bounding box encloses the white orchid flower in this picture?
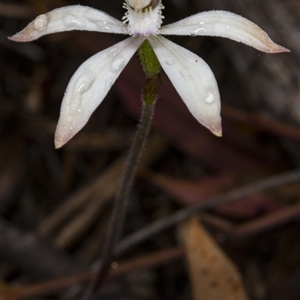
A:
[9,0,288,148]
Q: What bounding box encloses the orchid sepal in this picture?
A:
[8,5,128,42]
[54,36,145,148]
[148,36,222,136]
[160,10,289,54]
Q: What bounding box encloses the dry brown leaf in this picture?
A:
[146,171,281,218]
[184,217,249,300]
[147,171,237,206]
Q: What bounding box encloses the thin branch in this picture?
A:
[201,203,300,238]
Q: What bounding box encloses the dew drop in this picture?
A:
[165,57,173,65]
[193,27,206,35]
[34,14,49,31]
[105,78,113,89]
[63,15,85,29]
[204,92,215,104]
[75,76,95,95]
[77,83,90,94]
[226,25,230,30]
[181,71,189,80]
[110,58,126,72]
[96,21,112,32]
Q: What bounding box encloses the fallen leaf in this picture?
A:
[148,171,237,206]
[183,217,249,300]
[147,171,282,219]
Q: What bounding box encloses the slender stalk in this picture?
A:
[83,40,161,300]
[100,98,156,268]
[82,92,158,299]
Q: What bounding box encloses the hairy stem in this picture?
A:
[84,101,155,299]
[83,40,161,300]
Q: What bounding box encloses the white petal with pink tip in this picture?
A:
[149,36,222,136]
[160,11,289,53]
[54,36,144,148]
[9,5,128,42]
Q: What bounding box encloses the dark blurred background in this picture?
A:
[0,1,299,299]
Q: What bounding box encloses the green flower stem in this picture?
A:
[138,40,161,78]
[83,40,160,299]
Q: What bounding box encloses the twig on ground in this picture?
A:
[5,247,183,300]
[117,169,300,254]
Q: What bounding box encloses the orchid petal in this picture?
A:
[160,11,289,53]
[54,36,144,148]
[148,36,222,136]
[8,5,128,42]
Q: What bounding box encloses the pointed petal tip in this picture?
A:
[54,126,75,149]
[211,127,223,137]
[8,33,33,43]
[8,25,37,42]
[214,130,223,137]
[266,43,290,54]
[54,140,63,149]
[7,33,25,42]
[54,137,66,149]
[208,120,222,137]
[54,134,71,149]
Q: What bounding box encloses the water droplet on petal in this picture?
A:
[226,25,230,30]
[75,76,95,95]
[63,15,85,29]
[34,14,49,31]
[105,78,113,89]
[96,21,112,32]
[77,83,90,94]
[192,27,206,36]
[165,57,173,65]
[181,71,189,80]
[204,92,215,104]
[110,58,126,72]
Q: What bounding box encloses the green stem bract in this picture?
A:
[138,40,161,78]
